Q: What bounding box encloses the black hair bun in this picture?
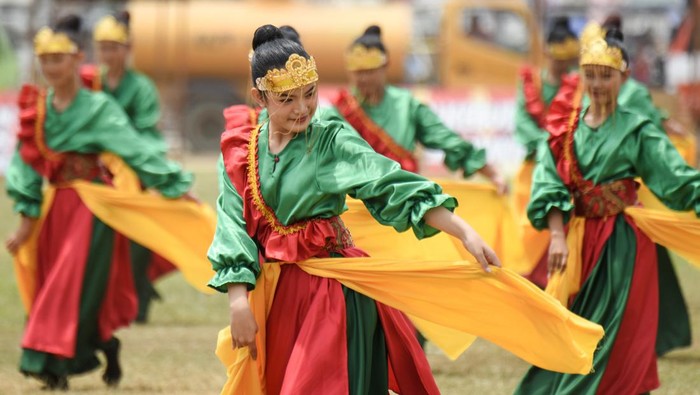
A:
[551,16,570,30]
[54,14,82,33]
[279,25,301,45]
[605,28,624,44]
[603,14,622,31]
[115,10,131,27]
[252,24,284,51]
[363,25,381,37]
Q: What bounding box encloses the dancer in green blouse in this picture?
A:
[84,12,171,322]
[212,24,501,395]
[5,15,192,390]
[515,25,700,394]
[327,25,507,194]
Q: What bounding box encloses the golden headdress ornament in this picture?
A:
[346,44,387,71]
[579,22,626,71]
[93,15,129,44]
[547,37,579,60]
[255,54,319,93]
[34,27,79,55]
[579,22,605,46]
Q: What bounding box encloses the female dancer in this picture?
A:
[515,26,700,394]
[85,11,172,323]
[513,17,579,287]
[5,15,193,390]
[327,25,507,193]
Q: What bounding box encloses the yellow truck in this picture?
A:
[123,0,694,170]
[127,0,542,159]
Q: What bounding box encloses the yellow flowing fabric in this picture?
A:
[13,188,55,312]
[215,259,604,395]
[546,206,700,304]
[13,158,217,312]
[670,133,697,167]
[70,180,216,293]
[100,152,142,193]
[544,217,586,306]
[341,180,533,358]
[343,180,529,272]
[512,162,551,273]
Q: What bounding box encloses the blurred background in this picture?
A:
[3,1,700,394]
[1,0,699,176]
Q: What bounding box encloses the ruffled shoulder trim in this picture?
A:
[223,104,260,131]
[16,84,62,178]
[544,72,581,138]
[79,64,102,91]
[520,66,547,127]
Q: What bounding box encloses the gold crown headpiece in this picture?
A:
[255,54,319,93]
[93,15,129,44]
[547,37,579,60]
[346,44,387,71]
[580,22,605,47]
[34,27,79,55]
[579,22,626,71]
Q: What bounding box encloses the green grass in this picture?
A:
[1,156,700,394]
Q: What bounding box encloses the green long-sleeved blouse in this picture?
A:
[101,68,167,154]
[528,105,700,230]
[208,119,457,291]
[6,89,192,218]
[326,85,486,176]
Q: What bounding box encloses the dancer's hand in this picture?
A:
[548,230,568,277]
[479,164,509,195]
[228,284,258,360]
[181,190,200,204]
[663,118,686,137]
[5,216,36,255]
[461,230,502,273]
[424,206,501,272]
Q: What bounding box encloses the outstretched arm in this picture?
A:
[423,206,501,272]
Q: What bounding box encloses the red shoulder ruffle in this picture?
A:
[520,66,547,127]
[544,72,581,138]
[223,104,261,131]
[16,84,62,178]
[543,72,587,189]
[79,64,101,91]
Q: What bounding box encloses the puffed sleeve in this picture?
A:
[414,98,487,177]
[91,94,192,198]
[634,122,700,215]
[207,165,261,291]
[527,140,574,230]
[316,122,457,239]
[5,147,43,218]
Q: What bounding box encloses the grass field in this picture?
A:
[1,156,700,394]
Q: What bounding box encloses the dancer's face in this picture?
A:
[582,65,625,110]
[38,52,83,89]
[253,82,318,134]
[96,41,129,72]
[349,65,387,103]
[548,56,577,82]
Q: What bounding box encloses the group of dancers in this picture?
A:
[5,9,700,395]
